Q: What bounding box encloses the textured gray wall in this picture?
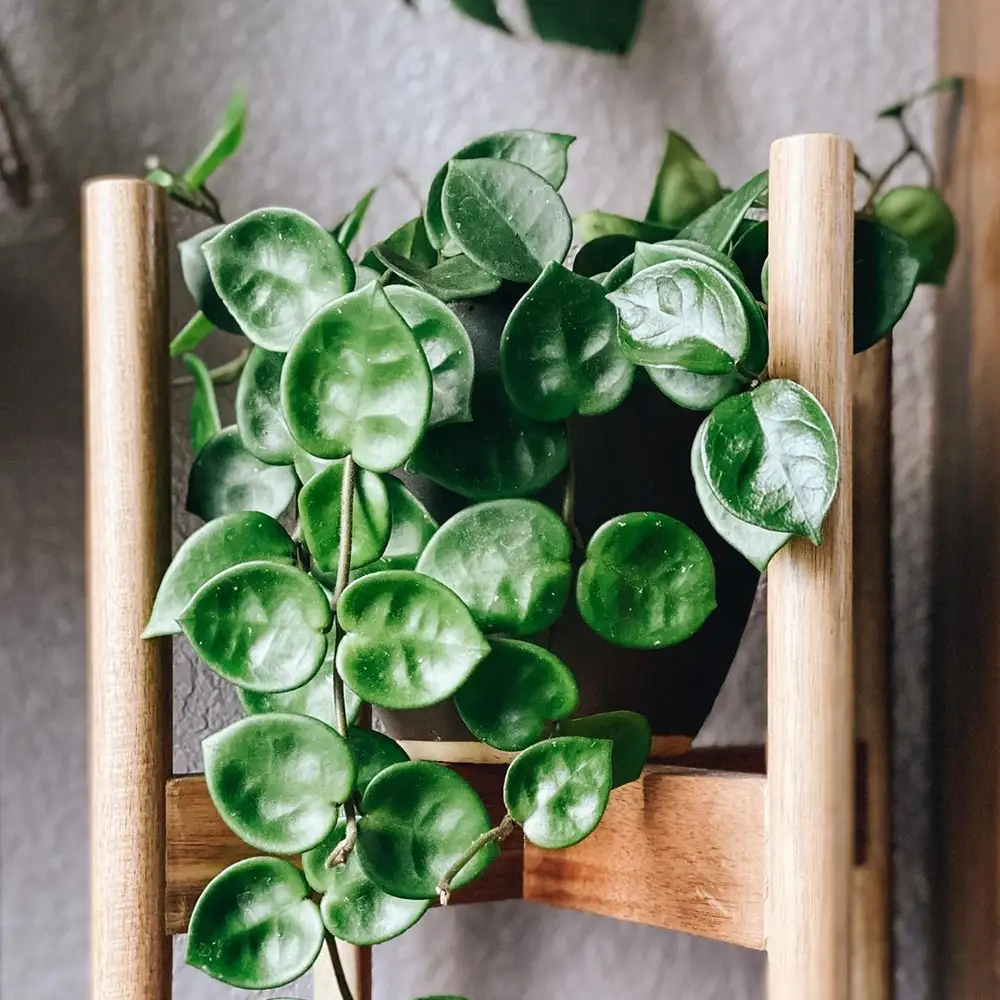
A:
[0,1,936,998]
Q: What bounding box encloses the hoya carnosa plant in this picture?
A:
[146,78,958,998]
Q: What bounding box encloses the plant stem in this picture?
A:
[324,933,356,1000]
[171,347,250,387]
[169,311,215,357]
[436,813,517,906]
[561,423,585,551]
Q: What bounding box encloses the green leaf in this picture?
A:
[573,235,639,279]
[185,425,297,521]
[416,499,572,635]
[576,512,717,649]
[348,727,411,797]
[385,285,475,426]
[365,215,438,272]
[874,185,957,286]
[504,736,613,848]
[180,561,331,692]
[202,208,355,351]
[281,283,432,472]
[558,711,652,787]
[425,130,575,251]
[645,365,746,411]
[601,252,636,292]
[170,311,216,356]
[374,246,502,301]
[574,210,677,245]
[408,371,568,500]
[702,378,839,544]
[203,713,355,854]
[235,347,296,465]
[524,0,644,53]
[298,460,391,574]
[334,187,377,251]
[691,420,789,570]
[646,131,722,229]
[500,262,633,420]
[357,761,496,899]
[336,570,490,709]
[609,259,750,373]
[442,158,573,283]
[853,218,922,351]
[178,226,243,334]
[239,649,362,728]
[183,353,222,454]
[729,219,768,300]
[677,170,769,251]
[186,857,323,990]
[455,638,578,751]
[349,476,438,580]
[182,90,247,190]
[451,0,511,32]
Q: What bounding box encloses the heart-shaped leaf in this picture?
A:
[576,512,717,649]
[504,736,612,849]
[186,857,324,990]
[183,353,222,455]
[202,208,355,351]
[357,761,497,899]
[281,283,432,472]
[646,131,722,229]
[298,460,391,574]
[524,0,643,53]
[334,187,377,251]
[874,185,957,286]
[691,420,789,570]
[609,259,750,374]
[408,372,568,500]
[180,561,331,692]
[442,158,572,283]
[558,711,651,787]
[500,262,633,421]
[178,226,243,334]
[416,499,572,635]
[348,727,411,797]
[144,511,295,638]
[236,347,296,465]
[203,713,355,854]
[677,170,769,251]
[336,570,490,709]
[702,378,839,544]
[185,425,297,521]
[853,218,922,351]
[573,210,677,245]
[385,285,475,426]
[455,638,578,751]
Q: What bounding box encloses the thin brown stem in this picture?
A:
[436,813,517,906]
[324,933,356,1000]
[860,141,914,214]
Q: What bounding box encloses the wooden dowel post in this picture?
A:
[766,135,855,1000]
[84,178,171,1000]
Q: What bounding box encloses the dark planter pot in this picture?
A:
[378,287,760,742]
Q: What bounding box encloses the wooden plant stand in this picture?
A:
[83,133,892,1000]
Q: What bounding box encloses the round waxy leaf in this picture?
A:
[298,460,391,574]
[608,259,750,373]
[408,372,568,500]
[180,561,331,692]
[357,761,497,899]
[442,158,572,283]
[186,857,324,989]
[385,285,475,426]
[691,420,789,570]
[281,283,432,472]
[335,570,490,709]
[178,225,242,334]
[203,713,355,854]
[645,365,746,411]
[576,512,717,649]
[500,262,633,421]
[238,649,362,728]
[202,207,355,351]
[349,477,438,581]
[416,499,572,636]
[702,378,839,544]
[144,511,295,638]
[186,425,297,521]
[874,185,956,286]
[504,736,613,849]
[853,218,921,352]
[455,638,578,751]
[558,711,652,787]
[348,727,411,797]
[236,347,296,465]
[645,131,722,230]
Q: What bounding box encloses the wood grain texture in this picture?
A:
[398,734,692,765]
[766,136,855,1000]
[84,178,171,1000]
[934,4,1000,996]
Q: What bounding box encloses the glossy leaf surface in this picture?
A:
[336,570,490,709]
[367,215,438,272]
[374,246,502,302]
[677,170,768,251]
[183,353,222,454]
[573,210,677,245]
[504,736,613,848]
[853,218,921,352]
[281,283,432,472]
[235,347,296,465]
[576,512,716,649]
[524,0,644,53]
[348,727,411,797]
[874,185,956,286]
[572,235,638,278]
[559,711,652,787]
[178,226,242,333]
[416,499,572,635]
[646,131,722,229]
[180,561,331,692]
[357,761,496,899]
[455,638,578,751]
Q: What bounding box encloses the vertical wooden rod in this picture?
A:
[84,178,171,1000]
[766,134,854,1000]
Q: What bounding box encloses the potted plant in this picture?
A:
[143,78,958,997]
